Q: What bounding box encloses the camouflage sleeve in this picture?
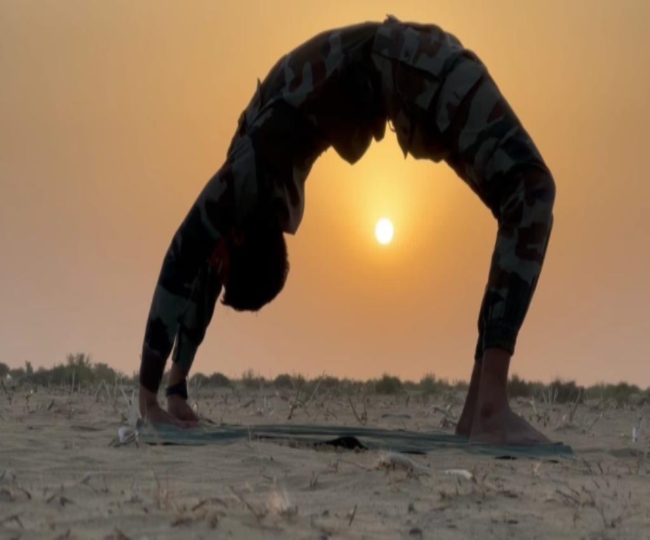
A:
[169,260,222,378]
[139,161,239,393]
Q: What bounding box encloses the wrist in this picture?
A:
[139,346,166,395]
[139,385,159,411]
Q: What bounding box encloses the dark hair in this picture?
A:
[221,215,289,312]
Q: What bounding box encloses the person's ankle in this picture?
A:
[166,394,187,406]
[167,371,186,388]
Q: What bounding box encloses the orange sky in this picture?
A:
[2,0,649,386]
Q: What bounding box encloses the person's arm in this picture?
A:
[165,262,223,422]
[138,166,237,420]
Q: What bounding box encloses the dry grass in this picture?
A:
[1,382,649,539]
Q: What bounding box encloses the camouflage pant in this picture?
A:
[373,18,556,360]
[440,54,556,360]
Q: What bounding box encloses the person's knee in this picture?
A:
[524,167,556,210]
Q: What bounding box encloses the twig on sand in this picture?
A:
[229,486,267,521]
[569,389,582,424]
[94,380,107,403]
[70,370,76,397]
[443,469,475,482]
[348,396,367,426]
[119,385,132,409]
[530,397,538,416]
[347,504,357,527]
[191,497,228,512]
[241,399,254,409]
[0,379,12,404]
[340,459,373,472]
[304,372,326,410]
[377,453,431,478]
[0,512,23,528]
[427,404,457,427]
[557,390,584,429]
[555,489,580,507]
[287,382,303,421]
[583,413,603,434]
[632,416,645,443]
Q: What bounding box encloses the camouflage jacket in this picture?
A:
[227,21,386,234]
[228,16,481,234]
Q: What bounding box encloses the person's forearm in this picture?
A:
[139,175,228,394]
[168,360,188,387]
[139,341,168,394]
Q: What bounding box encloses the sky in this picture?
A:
[1,0,649,386]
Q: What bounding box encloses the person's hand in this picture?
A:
[139,385,195,428]
[167,395,200,423]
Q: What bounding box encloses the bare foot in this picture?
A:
[469,405,550,445]
[143,402,195,429]
[456,362,482,437]
[167,396,200,424]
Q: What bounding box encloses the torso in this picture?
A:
[228,22,386,234]
[227,18,484,234]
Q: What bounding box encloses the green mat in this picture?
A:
[138,423,573,460]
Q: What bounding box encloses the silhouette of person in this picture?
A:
[138,17,555,445]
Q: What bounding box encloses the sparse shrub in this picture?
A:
[339,378,367,395]
[7,367,25,386]
[419,373,444,395]
[300,375,340,396]
[375,374,403,395]
[273,373,294,390]
[189,373,209,389]
[315,376,341,392]
[92,362,121,383]
[241,369,264,390]
[206,372,231,388]
[508,374,536,398]
[584,382,643,405]
[0,362,8,378]
[451,379,469,392]
[402,380,418,392]
[548,378,584,404]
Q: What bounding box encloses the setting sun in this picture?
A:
[375,218,394,245]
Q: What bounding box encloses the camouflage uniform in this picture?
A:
[370,18,555,361]
[140,17,555,393]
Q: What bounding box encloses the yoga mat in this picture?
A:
[137,422,573,459]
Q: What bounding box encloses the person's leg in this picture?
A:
[469,166,555,444]
[455,361,481,436]
[434,52,555,441]
[456,291,488,436]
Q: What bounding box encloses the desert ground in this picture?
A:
[1,383,649,540]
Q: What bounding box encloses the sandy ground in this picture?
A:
[1,384,649,540]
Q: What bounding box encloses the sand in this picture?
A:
[0,384,648,540]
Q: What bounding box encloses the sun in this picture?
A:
[375,218,394,245]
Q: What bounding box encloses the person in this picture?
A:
[138,16,556,445]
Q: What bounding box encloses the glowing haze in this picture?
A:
[1,1,649,386]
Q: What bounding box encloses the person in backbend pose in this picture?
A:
[138,16,556,445]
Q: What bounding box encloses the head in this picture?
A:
[219,212,289,312]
